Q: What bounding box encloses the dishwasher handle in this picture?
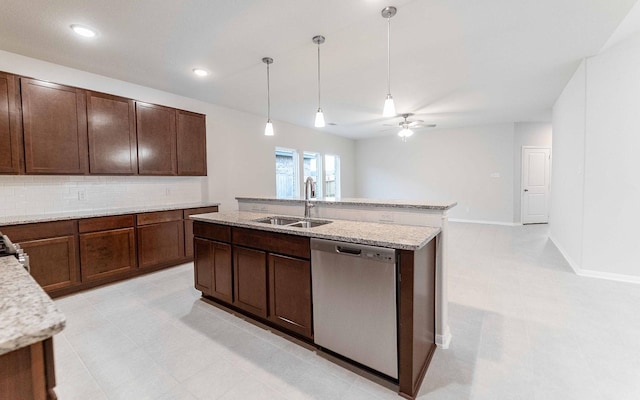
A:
[335,245,362,256]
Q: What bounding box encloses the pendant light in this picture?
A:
[381,6,397,117]
[262,57,274,136]
[313,35,326,128]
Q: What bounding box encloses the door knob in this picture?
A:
[524,189,529,192]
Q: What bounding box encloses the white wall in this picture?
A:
[582,34,640,278]
[0,50,355,216]
[355,123,516,224]
[550,32,640,281]
[549,61,586,270]
[512,122,553,223]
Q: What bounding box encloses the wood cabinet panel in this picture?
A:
[136,102,176,175]
[137,220,184,268]
[19,235,79,292]
[184,207,219,258]
[87,91,137,174]
[0,72,22,174]
[21,78,88,174]
[0,340,53,400]
[194,238,232,302]
[80,227,136,281]
[78,214,135,233]
[233,246,267,318]
[137,209,182,225]
[177,110,207,176]
[232,227,310,259]
[268,254,312,338]
[0,220,76,242]
[193,221,230,243]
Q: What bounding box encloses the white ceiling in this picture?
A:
[0,0,636,139]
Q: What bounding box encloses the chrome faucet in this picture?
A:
[304,177,316,218]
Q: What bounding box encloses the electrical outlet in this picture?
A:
[77,189,86,201]
[490,172,501,178]
[379,213,394,222]
[165,188,171,196]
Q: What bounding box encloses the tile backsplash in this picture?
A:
[0,175,205,217]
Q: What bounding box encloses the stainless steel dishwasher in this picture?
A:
[311,238,398,379]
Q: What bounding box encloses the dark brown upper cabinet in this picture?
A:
[177,110,207,176]
[136,102,177,175]
[86,91,137,174]
[0,72,23,174]
[21,78,88,174]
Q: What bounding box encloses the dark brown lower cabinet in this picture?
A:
[137,210,185,269]
[0,220,81,293]
[233,246,268,318]
[184,206,219,258]
[80,227,136,281]
[194,238,232,303]
[268,254,312,338]
[0,338,57,400]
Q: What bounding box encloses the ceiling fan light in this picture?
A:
[383,95,396,117]
[70,24,96,38]
[315,109,326,128]
[264,120,274,136]
[398,126,414,142]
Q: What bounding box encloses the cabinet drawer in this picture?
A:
[137,210,183,225]
[79,215,135,233]
[232,227,310,259]
[193,221,231,243]
[1,220,76,242]
[183,206,219,218]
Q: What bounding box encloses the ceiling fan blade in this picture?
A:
[407,120,424,126]
[412,123,437,129]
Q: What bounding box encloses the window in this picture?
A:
[303,152,322,198]
[275,148,299,198]
[324,154,340,198]
[275,149,340,199]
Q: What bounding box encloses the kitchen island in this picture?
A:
[0,256,66,399]
[191,211,440,399]
[237,196,456,348]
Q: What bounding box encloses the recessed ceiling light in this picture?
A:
[192,68,209,77]
[70,24,96,38]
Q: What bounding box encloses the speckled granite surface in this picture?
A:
[236,196,457,210]
[191,211,440,250]
[0,202,220,226]
[0,256,66,356]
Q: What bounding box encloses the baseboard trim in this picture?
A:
[548,234,640,285]
[449,218,519,227]
[436,331,452,349]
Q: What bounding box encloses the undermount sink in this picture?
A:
[252,216,332,228]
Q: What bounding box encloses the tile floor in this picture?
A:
[52,222,640,399]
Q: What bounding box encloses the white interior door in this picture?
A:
[522,147,550,224]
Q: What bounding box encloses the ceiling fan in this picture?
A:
[382,113,436,141]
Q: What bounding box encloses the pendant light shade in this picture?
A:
[313,35,326,128]
[262,57,274,136]
[381,6,397,117]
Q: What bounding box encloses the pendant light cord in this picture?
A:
[266,62,271,119]
[387,16,391,95]
[317,42,321,109]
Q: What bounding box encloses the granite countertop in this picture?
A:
[0,202,221,226]
[0,256,66,356]
[191,211,440,250]
[236,196,457,211]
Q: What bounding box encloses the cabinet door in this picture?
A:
[137,221,184,268]
[268,254,313,338]
[80,227,136,281]
[21,78,88,174]
[136,102,176,175]
[194,238,232,302]
[19,235,79,292]
[87,91,137,174]
[184,206,219,258]
[177,110,207,176]
[0,72,22,174]
[233,246,267,318]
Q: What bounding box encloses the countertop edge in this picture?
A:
[0,202,221,226]
[191,212,440,251]
[235,197,457,211]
